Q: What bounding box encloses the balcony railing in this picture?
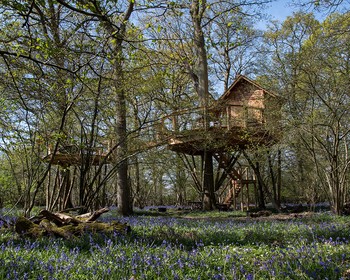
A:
[158,105,266,136]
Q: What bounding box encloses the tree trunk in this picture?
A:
[242,151,280,211]
[115,87,133,215]
[255,162,266,209]
[190,0,216,209]
[268,151,280,208]
[133,155,142,208]
[110,2,135,216]
[202,152,215,210]
[277,149,282,206]
[190,0,209,108]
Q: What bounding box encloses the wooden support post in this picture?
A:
[241,183,244,211]
[226,106,231,130]
[233,180,237,210]
[254,179,258,208]
[245,168,250,211]
[246,183,250,211]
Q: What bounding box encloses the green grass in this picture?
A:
[1,210,350,279]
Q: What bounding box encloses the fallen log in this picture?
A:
[77,207,109,222]
[40,210,82,226]
[15,208,130,239]
[15,216,46,238]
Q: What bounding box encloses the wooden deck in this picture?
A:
[43,153,111,166]
[158,106,278,155]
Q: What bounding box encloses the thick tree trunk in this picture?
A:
[190,0,216,209]
[190,0,209,108]
[115,86,133,216]
[113,3,135,217]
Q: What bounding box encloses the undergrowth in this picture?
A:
[0,210,349,279]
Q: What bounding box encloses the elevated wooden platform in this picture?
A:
[42,138,170,167]
[167,127,275,155]
[42,144,112,166]
[43,153,111,166]
[158,106,278,155]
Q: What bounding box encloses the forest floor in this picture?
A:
[1,207,349,279]
[136,206,318,221]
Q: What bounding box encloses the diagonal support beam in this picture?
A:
[213,150,242,191]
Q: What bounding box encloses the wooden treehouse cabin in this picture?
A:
[158,75,280,210]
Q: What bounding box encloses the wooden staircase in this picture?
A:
[213,152,244,207]
[214,152,242,180]
[223,181,241,204]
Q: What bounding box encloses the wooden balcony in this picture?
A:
[157,106,278,155]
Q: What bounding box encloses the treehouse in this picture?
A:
[158,75,280,154]
[158,75,281,210]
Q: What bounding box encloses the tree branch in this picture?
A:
[0,50,79,74]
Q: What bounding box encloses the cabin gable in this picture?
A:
[219,76,270,107]
[214,75,276,129]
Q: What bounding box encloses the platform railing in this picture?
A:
[158,105,266,136]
